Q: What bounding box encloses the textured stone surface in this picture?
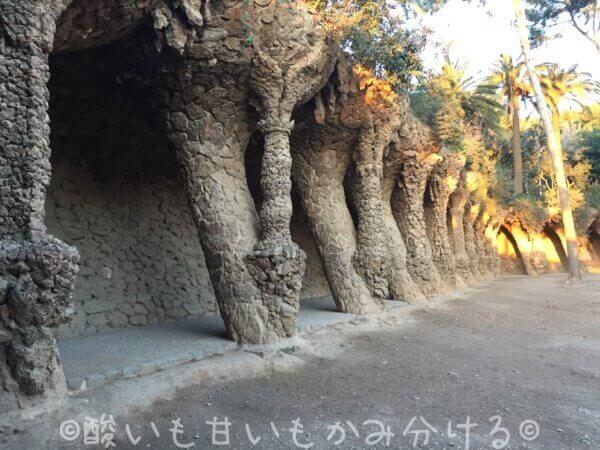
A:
[394,152,446,295]
[292,63,385,314]
[1,0,507,419]
[463,198,482,280]
[448,172,475,285]
[44,53,221,336]
[425,154,466,288]
[1,0,79,412]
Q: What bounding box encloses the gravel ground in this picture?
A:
[4,274,600,449]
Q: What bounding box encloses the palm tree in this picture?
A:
[537,64,600,145]
[514,0,586,279]
[488,54,530,194]
[435,58,504,136]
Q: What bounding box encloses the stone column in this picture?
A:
[292,93,382,314]
[382,142,426,303]
[484,215,503,275]
[448,172,474,285]
[425,154,466,288]
[503,219,537,276]
[155,65,295,343]
[394,152,446,295]
[246,114,307,338]
[246,6,336,333]
[1,0,79,412]
[473,205,492,278]
[350,112,390,300]
[463,199,482,280]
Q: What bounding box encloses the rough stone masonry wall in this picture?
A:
[46,160,218,337]
[46,52,217,337]
[45,158,328,337]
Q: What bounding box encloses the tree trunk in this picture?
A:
[512,94,523,195]
[513,0,582,280]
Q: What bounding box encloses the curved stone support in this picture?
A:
[473,205,492,278]
[292,103,381,314]
[484,215,503,275]
[463,199,482,280]
[1,0,79,408]
[380,185,425,303]
[448,172,474,284]
[501,217,537,276]
[245,0,336,333]
[121,0,336,343]
[160,73,288,343]
[350,112,392,300]
[381,102,427,303]
[425,153,466,288]
[394,152,446,295]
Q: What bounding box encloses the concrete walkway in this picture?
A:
[58,297,404,391]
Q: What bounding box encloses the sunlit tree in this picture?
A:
[537,64,600,143]
[514,0,584,279]
[488,54,530,194]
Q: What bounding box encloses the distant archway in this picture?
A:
[496,225,527,274]
[587,219,600,272]
[542,224,568,272]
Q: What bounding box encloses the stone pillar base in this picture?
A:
[246,241,306,339]
[0,237,78,416]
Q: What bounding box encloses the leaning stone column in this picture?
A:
[1,0,79,412]
[381,98,428,303]
[503,217,537,276]
[448,172,474,284]
[292,106,381,314]
[473,205,492,278]
[463,172,484,280]
[136,0,335,343]
[157,69,281,343]
[382,142,426,303]
[463,200,482,280]
[484,215,503,275]
[394,152,446,295]
[350,112,391,300]
[425,153,466,288]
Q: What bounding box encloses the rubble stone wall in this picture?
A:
[45,158,329,338]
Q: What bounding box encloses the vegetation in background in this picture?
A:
[526,0,600,53]
[488,55,530,194]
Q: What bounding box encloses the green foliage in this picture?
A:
[525,0,599,49]
[537,64,600,114]
[576,129,600,182]
[409,89,441,127]
[412,58,503,151]
[312,1,453,86]
[341,16,423,86]
[492,161,516,206]
[584,182,600,210]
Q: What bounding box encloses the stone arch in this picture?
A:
[541,223,569,272]
[496,225,528,275]
[586,218,600,272]
[46,44,223,337]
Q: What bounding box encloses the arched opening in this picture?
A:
[587,218,600,273]
[541,224,568,272]
[47,43,219,338]
[496,225,527,274]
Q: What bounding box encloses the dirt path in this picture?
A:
[7,274,600,449]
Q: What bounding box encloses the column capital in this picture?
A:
[258,117,294,135]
